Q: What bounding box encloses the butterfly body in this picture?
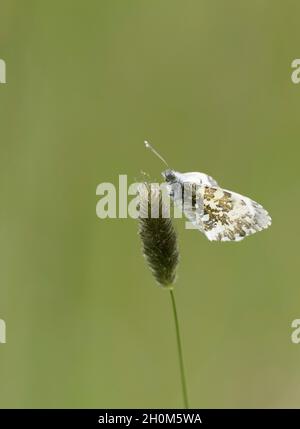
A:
[162,169,271,242]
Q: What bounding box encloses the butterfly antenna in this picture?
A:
[144,140,169,167]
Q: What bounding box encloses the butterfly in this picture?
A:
[145,141,271,242]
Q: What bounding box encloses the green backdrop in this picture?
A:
[0,0,300,408]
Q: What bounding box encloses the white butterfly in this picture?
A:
[145,141,271,242]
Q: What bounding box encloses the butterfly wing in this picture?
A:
[175,171,219,187]
[183,186,271,242]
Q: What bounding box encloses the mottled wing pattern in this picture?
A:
[185,186,271,242]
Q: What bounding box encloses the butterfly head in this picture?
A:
[162,169,177,183]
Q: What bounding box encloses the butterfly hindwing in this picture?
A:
[185,186,271,242]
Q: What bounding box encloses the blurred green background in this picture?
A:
[0,0,300,408]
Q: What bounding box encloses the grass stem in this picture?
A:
[170,289,189,409]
